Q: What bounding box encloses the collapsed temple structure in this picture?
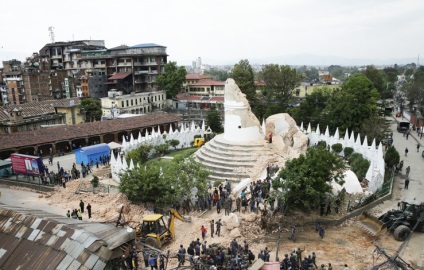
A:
[194,79,309,182]
[111,78,385,194]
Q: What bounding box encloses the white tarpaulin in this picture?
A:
[108,141,122,150]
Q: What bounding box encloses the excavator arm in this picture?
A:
[168,208,191,240]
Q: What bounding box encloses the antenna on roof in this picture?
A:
[48,26,55,43]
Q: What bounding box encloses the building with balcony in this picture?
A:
[39,40,106,74]
[185,79,225,96]
[1,60,25,104]
[100,90,166,118]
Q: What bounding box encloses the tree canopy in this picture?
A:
[288,87,332,129]
[272,146,345,210]
[404,66,424,116]
[119,156,209,204]
[230,59,257,109]
[257,64,302,117]
[206,108,223,133]
[323,74,380,134]
[157,61,187,98]
[79,98,102,122]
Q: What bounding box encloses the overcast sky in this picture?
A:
[0,0,423,67]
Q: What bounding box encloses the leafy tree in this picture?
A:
[206,108,223,133]
[154,143,170,156]
[168,139,180,150]
[405,66,424,116]
[348,153,370,181]
[230,59,257,110]
[323,74,380,134]
[384,146,400,169]
[328,65,344,79]
[363,65,385,94]
[360,113,390,145]
[258,64,302,116]
[272,147,345,210]
[119,156,209,204]
[331,143,343,153]
[303,67,319,81]
[204,69,229,81]
[79,98,102,122]
[126,144,153,165]
[157,61,187,98]
[289,87,332,128]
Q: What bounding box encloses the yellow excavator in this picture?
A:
[136,208,190,248]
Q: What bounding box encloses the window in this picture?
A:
[126,100,129,107]
[135,99,138,105]
[131,99,133,106]
[121,101,124,107]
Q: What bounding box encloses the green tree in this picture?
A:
[204,69,229,81]
[328,65,344,79]
[384,146,400,169]
[348,153,370,181]
[119,156,209,204]
[272,147,345,210]
[79,98,102,122]
[405,66,424,116]
[363,65,385,94]
[331,143,343,153]
[289,87,332,128]
[360,113,390,145]
[157,61,187,98]
[230,59,257,110]
[154,142,170,156]
[206,108,223,133]
[258,64,302,116]
[303,67,319,81]
[323,74,380,134]
[168,139,180,150]
[126,144,153,165]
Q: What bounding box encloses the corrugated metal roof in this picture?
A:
[0,203,135,270]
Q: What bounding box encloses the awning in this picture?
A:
[108,72,132,80]
[108,141,122,150]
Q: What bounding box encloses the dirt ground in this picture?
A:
[5,166,418,269]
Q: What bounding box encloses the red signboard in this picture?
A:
[10,154,44,176]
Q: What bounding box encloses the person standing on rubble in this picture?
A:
[79,200,85,213]
[215,219,222,237]
[210,219,214,238]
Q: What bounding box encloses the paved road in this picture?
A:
[373,115,424,267]
[0,185,66,216]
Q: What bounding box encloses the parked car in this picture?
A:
[397,122,410,133]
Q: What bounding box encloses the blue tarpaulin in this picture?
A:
[74,143,110,165]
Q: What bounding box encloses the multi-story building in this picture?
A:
[100,90,166,118]
[81,43,167,93]
[38,40,106,74]
[87,70,108,99]
[2,60,26,104]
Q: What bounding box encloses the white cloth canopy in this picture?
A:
[108,141,122,150]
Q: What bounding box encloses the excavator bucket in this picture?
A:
[356,212,388,236]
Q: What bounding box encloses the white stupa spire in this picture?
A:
[324,126,330,138]
[262,119,266,136]
[362,136,368,147]
[129,159,135,170]
[300,122,304,131]
[356,133,361,145]
[307,123,312,133]
[169,124,174,134]
[316,124,320,135]
[344,129,349,141]
[201,120,205,131]
[334,128,340,140]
